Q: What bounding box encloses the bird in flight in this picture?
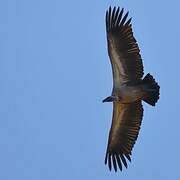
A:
[103,6,160,172]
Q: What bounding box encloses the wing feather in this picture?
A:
[116,154,122,171]
[106,6,144,87]
[116,8,124,27]
[113,7,120,27]
[105,101,143,171]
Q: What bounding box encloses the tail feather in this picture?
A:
[142,73,160,106]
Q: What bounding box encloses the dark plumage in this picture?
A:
[103,6,160,172]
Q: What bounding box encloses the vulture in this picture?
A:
[102,6,160,172]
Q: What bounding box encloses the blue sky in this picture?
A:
[0,0,179,179]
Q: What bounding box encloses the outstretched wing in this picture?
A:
[105,101,143,171]
[106,7,144,88]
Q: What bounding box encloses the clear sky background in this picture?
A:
[0,0,179,179]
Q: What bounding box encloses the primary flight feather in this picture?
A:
[103,6,160,172]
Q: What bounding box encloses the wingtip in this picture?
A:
[112,6,116,12]
[116,154,122,171]
[120,154,128,168]
[118,9,131,27]
[125,154,132,162]
[106,6,133,29]
[105,152,132,172]
[108,154,112,171]
[105,152,108,164]
[125,17,132,26]
[109,6,111,13]
[112,155,117,172]
[121,8,124,15]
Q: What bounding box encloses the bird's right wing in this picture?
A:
[106,7,144,87]
[105,101,143,171]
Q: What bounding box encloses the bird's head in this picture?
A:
[102,96,120,103]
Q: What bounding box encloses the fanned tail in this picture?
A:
[142,73,160,106]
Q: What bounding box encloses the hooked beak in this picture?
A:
[102,96,115,103]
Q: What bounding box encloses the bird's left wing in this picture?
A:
[106,7,144,87]
[105,101,143,171]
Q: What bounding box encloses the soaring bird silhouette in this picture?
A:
[103,6,160,172]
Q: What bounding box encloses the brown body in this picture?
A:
[112,82,146,103]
